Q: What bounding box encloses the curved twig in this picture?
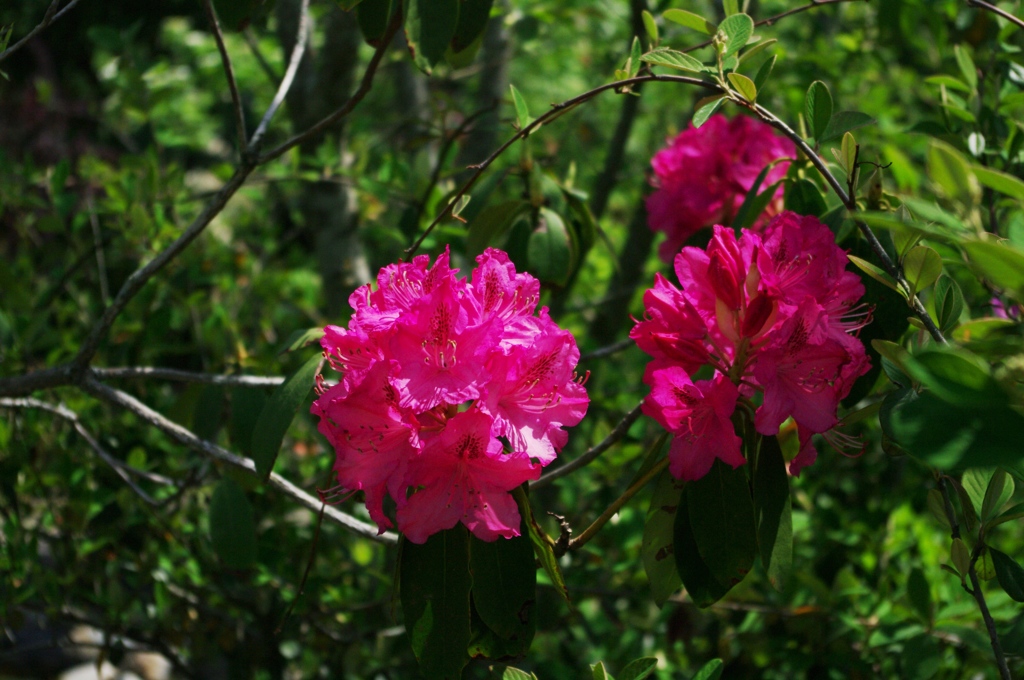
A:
[532,402,645,490]
[81,378,396,544]
[248,0,311,153]
[202,0,247,153]
[0,0,85,64]
[967,0,1024,31]
[92,366,285,387]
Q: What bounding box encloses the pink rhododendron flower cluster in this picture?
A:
[647,114,796,262]
[631,211,871,480]
[311,248,588,544]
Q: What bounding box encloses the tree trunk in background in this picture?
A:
[276,0,368,316]
[588,200,654,346]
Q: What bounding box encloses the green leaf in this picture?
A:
[785,178,827,217]
[928,139,980,204]
[728,72,757,102]
[840,131,857,177]
[982,469,1013,522]
[805,80,833,141]
[527,208,572,286]
[991,549,1024,602]
[209,478,257,570]
[718,13,754,59]
[673,481,731,608]
[847,255,902,296]
[753,55,776,92]
[640,48,704,73]
[502,669,537,680]
[509,84,531,130]
[927,488,951,529]
[732,177,782,231]
[466,200,530,258]
[962,239,1024,299]
[277,326,325,354]
[591,661,609,680]
[924,74,972,93]
[819,111,874,143]
[192,384,224,441]
[251,353,321,479]
[738,38,777,65]
[642,10,659,46]
[753,436,792,591]
[954,44,978,90]
[356,0,394,46]
[692,658,724,680]
[450,0,493,53]
[723,0,739,16]
[627,36,643,78]
[468,530,536,642]
[663,9,715,35]
[901,245,943,297]
[971,164,1024,201]
[934,276,964,333]
[907,567,933,625]
[687,459,757,590]
[400,528,472,679]
[230,386,267,457]
[903,347,1003,408]
[693,95,726,128]
[643,469,685,606]
[406,0,460,71]
[619,657,658,680]
[951,538,970,578]
[962,468,993,518]
[513,486,569,603]
[989,501,1024,528]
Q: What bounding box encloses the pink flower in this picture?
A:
[633,212,871,478]
[312,247,588,542]
[647,114,795,262]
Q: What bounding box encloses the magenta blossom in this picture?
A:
[312,248,588,543]
[646,114,796,262]
[632,212,870,479]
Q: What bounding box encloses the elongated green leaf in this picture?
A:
[591,661,609,680]
[903,347,1003,408]
[785,178,827,217]
[924,74,972,92]
[847,255,902,296]
[642,10,658,45]
[643,468,685,606]
[982,469,1013,522]
[901,245,943,297]
[502,669,537,680]
[991,548,1024,602]
[934,276,965,333]
[230,386,267,457]
[663,9,715,34]
[687,459,756,589]
[738,38,777,65]
[356,0,393,46]
[510,84,531,130]
[528,208,572,286]
[805,80,833,141]
[928,139,980,204]
[469,530,536,642]
[963,239,1024,299]
[954,44,978,90]
[753,55,776,92]
[673,481,731,608]
[466,199,530,257]
[450,0,493,53]
[732,177,781,231]
[693,94,726,128]
[277,326,325,354]
[193,384,224,441]
[989,501,1024,528]
[400,528,472,679]
[971,164,1024,201]
[819,110,874,143]
[728,72,756,102]
[962,468,993,517]
[753,436,792,591]
[620,657,658,680]
[406,0,460,71]
[209,478,257,570]
[692,658,724,680]
[640,48,704,73]
[513,486,569,603]
[719,13,753,59]
[723,0,739,16]
[251,353,321,479]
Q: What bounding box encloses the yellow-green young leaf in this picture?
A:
[502,669,537,680]
[693,659,725,680]
[628,36,642,77]
[901,245,943,296]
[972,164,1024,201]
[927,488,952,529]
[954,44,978,90]
[591,661,609,680]
[871,340,912,375]
[693,94,727,128]
[663,8,715,34]
[640,48,704,73]
[723,0,739,16]
[642,10,658,46]
[719,13,753,59]
[509,84,531,130]
[928,139,980,204]
[924,74,972,93]
[962,239,1024,299]
[977,547,997,580]
[738,38,776,65]
[847,254,904,297]
[951,538,971,578]
[841,131,857,177]
[727,72,757,102]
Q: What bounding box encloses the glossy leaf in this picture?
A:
[469,530,536,642]
[450,0,493,54]
[640,48,704,73]
[847,255,902,296]
[643,469,685,606]
[619,657,658,680]
[981,469,1013,522]
[502,669,537,680]
[805,80,833,141]
[673,481,731,608]
[528,208,572,286]
[728,72,756,102]
[785,179,827,217]
[229,386,267,457]
[278,326,326,354]
[901,245,943,297]
[693,94,726,128]
[719,13,754,59]
[663,9,715,35]
[466,200,530,257]
[356,0,393,46]
[692,658,724,680]
[962,239,1024,299]
[400,527,472,679]
[687,459,757,591]
[934,276,965,333]
[209,478,257,570]
[406,0,460,71]
[738,38,776,65]
[753,55,776,91]
[991,548,1024,602]
[962,468,993,517]
[753,436,792,591]
[591,661,609,680]
[251,353,321,479]
[954,44,978,90]
[510,84,531,130]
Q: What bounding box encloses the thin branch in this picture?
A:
[566,456,669,554]
[202,0,247,153]
[407,73,716,256]
[580,339,636,362]
[257,8,402,163]
[80,378,396,544]
[967,0,1024,31]
[248,0,311,153]
[532,402,645,490]
[0,0,84,64]
[92,366,285,387]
